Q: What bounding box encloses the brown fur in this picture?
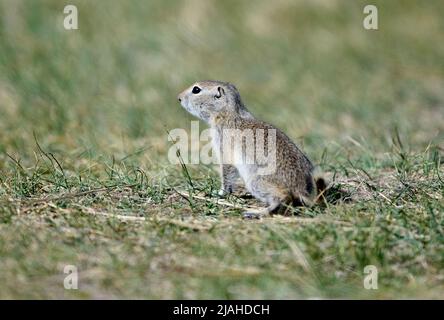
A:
[178,80,327,218]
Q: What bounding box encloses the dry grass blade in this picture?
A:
[75,205,212,231]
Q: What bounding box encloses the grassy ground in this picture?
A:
[0,0,443,299]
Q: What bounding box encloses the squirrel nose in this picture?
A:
[177,94,182,102]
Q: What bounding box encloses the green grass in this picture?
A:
[0,0,443,299]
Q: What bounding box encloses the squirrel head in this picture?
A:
[177,80,248,123]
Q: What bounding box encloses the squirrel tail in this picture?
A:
[312,167,329,203]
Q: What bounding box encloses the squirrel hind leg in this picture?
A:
[243,209,268,219]
[242,203,278,219]
[243,195,292,219]
[243,178,295,218]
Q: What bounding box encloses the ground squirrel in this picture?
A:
[177,80,327,218]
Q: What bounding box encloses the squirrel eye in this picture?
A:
[192,86,201,94]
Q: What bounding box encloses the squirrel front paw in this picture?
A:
[211,189,229,198]
[217,184,234,197]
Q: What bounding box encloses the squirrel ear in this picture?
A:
[215,86,224,99]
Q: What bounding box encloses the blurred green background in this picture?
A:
[1,0,443,164]
[0,0,443,299]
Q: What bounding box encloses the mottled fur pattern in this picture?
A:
[178,80,326,218]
